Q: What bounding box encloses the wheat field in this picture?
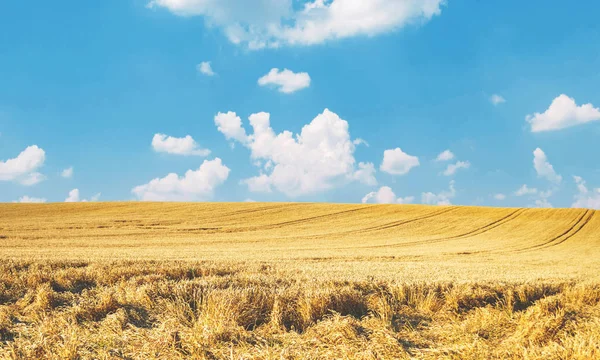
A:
[0,202,599,359]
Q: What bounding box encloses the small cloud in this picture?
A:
[493,193,506,201]
[15,196,47,203]
[258,68,311,94]
[533,148,562,184]
[442,161,470,176]
[435,150,455,162]
[490,94,506,106]
[61,166,74,179]
[422,181,456,205]
[197,61,216,76]
[65,189,101,203]
[514,184,537,196]
[362,186,414,204]
[380,148,420,176]
[152,134,210,157]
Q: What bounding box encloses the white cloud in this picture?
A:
[380,148,419,175]
[0,145,46,186]
[442,160,470,176]
[515,184,537,196]
[534,198,553,208]
[362,186,414,204]
[490,94,506,106]
[214,111,248,143]
[533,148,562,184]
[242,174,272,193]
[422,180,456,205]
[61,167,74,179]
[435,149,454,162]
[132,158,230,201]
[526,94,600,132]
[152,133,211,156]
[197,61,216,76]
[65,189,81,203]
[353,138,369,147]
[572,176,600,209]
[258,68,311,94]
[215,109,365,197]
[90,193,101,202]
[352,162,377,186]
[19,172,46,186]
[15,196,47,203]
[147,0,445,48]
[493,193,506,201]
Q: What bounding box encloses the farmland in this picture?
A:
[0,202,599,358]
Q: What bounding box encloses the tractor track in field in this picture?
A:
[357,207,527,250]
[516,209,595,252]
[217,206,373,233]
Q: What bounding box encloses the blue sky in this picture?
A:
[1,0,600,208]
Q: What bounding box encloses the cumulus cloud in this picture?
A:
[490,94,506,106]
[258,68,310,93]
[214,111,248,143]
[64,189,101,203]
[147,0,445,48]
[493,193,506,201]
[15,196,47,203]
[380,148,419,175]
[362,186,414,204]
[132,158,230,201]
[526,94,600,132]
[435,149,454,162]
[0,145,46,186]
[61,167,74,179]
[572,176,600,209]
[152,133,211,156]
[534,198,553,208]
[442,161,470,176]
[197,61,216,76]
[214,109,366,197]
[533,148,562,184]
[65,189,80,203]
[422,180,456,205]
[352,162,377,186]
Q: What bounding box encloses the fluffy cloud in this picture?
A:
[435,149,454,162]
[0,145,46,186]
[61,167,74,179]
[214,111,248,143]
[152,133,211,156]
[65,189,101,203]
[442,161,470,176]
[362,186,414,204]
[197,61,216,76]
[258,68,311,93]
[65,189,80,202]
[380,148,419,175]
[215,109,368,197]
[422,180,456,205]
[572,176,600,209]
[148,0,445,48]
[534,198,553,208]
[514,184,537,196]
[490,94,506,106]
[352,162,377,186]
[526,94,600,132]
[15,196,47,203]
[533,148,561,184]
[132,158,230,201]
[493,193,506,201]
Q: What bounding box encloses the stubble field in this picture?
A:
[0,202,599,359]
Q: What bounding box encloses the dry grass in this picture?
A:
[0,202,599,358]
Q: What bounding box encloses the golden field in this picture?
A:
[0,202,599,359]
